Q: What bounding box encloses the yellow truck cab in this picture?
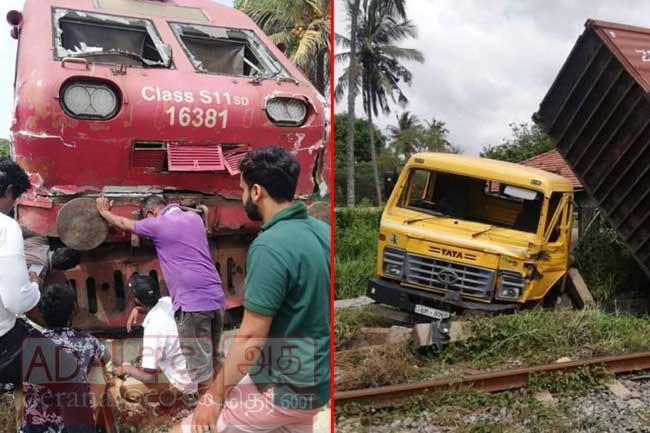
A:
[368,153,574,319]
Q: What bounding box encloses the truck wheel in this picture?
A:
[542,282,562,309]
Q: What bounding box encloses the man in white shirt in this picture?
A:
[22,230,81,280]
[0,156,42,385]
[113,274,197,404]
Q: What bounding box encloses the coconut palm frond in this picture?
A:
[291,29,325,67]
[235,0,330,91]
[380,45,424,63]
[335,51,352,62]
[335,32,351,48]
[269,30,294,46]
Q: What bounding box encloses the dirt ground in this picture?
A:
[0,392,16,433]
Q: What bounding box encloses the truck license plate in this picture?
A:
[414,304,450,320]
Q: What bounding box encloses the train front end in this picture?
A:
[10,0,328,332]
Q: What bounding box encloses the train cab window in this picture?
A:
[170,22,289,77]
[53,8,172,68]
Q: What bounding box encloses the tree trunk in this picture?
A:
[365,83,383,206]
[315,49,325,95]
[346,0,361,207]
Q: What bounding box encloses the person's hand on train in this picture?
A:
[96,197,113,216]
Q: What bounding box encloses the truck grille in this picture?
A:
[404,252,496,299]
[498,270,525,295]
[383,247,406,267]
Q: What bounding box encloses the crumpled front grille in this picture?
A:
[404,252,496,299]
[167,144,225,171]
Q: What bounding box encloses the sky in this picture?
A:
[6,2,650,155]
[0,0,232,140]
[333,0,650,154]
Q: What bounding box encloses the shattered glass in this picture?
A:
[53,9,171,68]
[170,23,289,78]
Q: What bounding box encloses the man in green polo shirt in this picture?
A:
[177,146,330,433]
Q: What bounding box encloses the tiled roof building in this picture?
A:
[521,149,582,190]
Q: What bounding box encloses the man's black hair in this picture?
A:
[129,274,160,308]
[39,284,77,328]
[140,194,167,216]
[51,248,81,271]
[239,146,300,202]
[0,156,30,199]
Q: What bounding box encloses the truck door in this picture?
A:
[536,192,572,296]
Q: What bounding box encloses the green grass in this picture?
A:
[527,366,610,395]
[334,207,383,299]
[337,386,575,433]
[335,306,650,389]
[443,307,650,370]
[334,305,395,350]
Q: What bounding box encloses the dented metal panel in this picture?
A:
[93,0,209,22]
[222,146,250,176]
[10,0,328,329]
[534,19,650,277]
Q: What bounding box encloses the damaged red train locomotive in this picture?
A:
[8,0,328,331]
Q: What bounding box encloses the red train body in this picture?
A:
[9,0,328,331]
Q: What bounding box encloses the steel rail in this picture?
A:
[335,351,650,406]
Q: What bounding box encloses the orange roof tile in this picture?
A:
[521,149,583,189]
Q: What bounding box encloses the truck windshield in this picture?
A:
[170,22,288,77]
[53,9,171,68]
[399,169,542,234]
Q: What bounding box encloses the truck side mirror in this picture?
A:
[383,171,398,201]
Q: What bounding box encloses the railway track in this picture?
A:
[335,351,650,407]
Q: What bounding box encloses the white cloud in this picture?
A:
[334,0,650,154]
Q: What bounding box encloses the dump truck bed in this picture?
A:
[535,19,650,277]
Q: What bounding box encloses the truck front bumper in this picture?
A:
[367,278,520,314]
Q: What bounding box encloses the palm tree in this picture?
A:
[389,111,420,140]
[336,0,424,205]
[345,0,361,207]
[235,0,330,94]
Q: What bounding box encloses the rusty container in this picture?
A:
[534,19,650,277]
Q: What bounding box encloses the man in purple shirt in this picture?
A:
[96,195,224,389]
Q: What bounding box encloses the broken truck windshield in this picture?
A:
[170,22,289,78]
[53,9,171,68]
[400,169,542,234]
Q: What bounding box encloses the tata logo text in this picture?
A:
[429,246,476,261]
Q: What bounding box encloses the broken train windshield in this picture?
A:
[53,8,171,68]
[170,22,289,77]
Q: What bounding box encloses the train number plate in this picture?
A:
[414,304,450,320]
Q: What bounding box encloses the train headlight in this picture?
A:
[266,97,307,126]
[61,82,119,120]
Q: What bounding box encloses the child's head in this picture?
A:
[51,247,81,270]
[129,274,160,308]
[39,284,77,328]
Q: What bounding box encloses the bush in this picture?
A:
[334,207,383,299]
[572,216,646,304]
[0,139,9,157]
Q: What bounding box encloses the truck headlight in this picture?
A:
[497,270,524,299]
[266,97,307,126]
[383,247,405,278]
[60,81,120,120]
